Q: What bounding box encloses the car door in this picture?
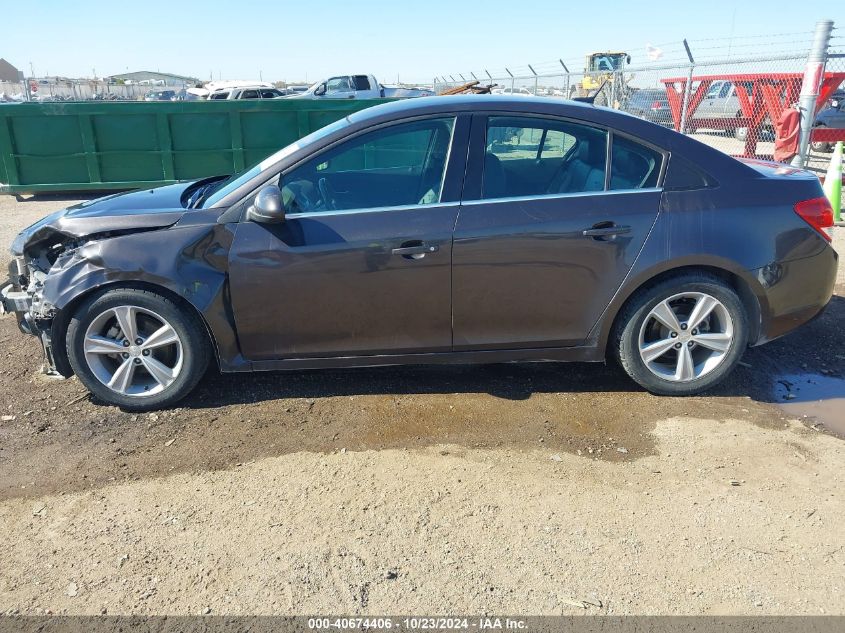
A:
[698,81,724,118]
[826,99,845,128]
[718,82,737,118]
[228,115,469,361]
[451,114,663,350]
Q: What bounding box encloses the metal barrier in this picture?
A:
[0,99,385,194]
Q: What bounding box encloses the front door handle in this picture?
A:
[582,224,631,238]
[392,242,439,259]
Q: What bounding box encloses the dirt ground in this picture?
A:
[0,194,843,616]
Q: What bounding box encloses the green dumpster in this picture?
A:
[0,99,387,195]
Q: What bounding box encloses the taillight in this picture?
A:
[794,197,834,241]
[651,100,662,110]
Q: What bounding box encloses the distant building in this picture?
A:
[106,70,199,87]
[0,58,23,82]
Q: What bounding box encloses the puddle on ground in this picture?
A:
[775,373,845,436]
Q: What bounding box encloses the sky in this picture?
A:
[1,0,839,84]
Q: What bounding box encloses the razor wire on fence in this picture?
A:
[433,23,844,169]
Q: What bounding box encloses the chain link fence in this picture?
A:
[433,25,844,170]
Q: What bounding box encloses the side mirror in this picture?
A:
[314,83,327,96]
[246,185,285,223]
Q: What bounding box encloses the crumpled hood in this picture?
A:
[11,182,196,256]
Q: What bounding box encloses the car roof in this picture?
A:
[347,95,596,122]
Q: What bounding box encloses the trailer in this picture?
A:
[660,71,845,158]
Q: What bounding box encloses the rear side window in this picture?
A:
[664,155,718,190]
[241,90,260,99]
[483,116,607,199]
[609,135,663,190]
[351,75,371,90]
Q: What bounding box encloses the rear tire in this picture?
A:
[811,125,832,153]
[613,273,748,396]
[66,288,210,411]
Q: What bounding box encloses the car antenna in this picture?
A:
[571,79,607,104]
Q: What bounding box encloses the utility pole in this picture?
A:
[792,19,834,167]
[679,39,695,134]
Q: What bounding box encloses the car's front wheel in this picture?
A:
[613,274,748,395]
[66,288,210,410]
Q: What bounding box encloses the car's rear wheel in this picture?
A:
[614,274,748,395]
[66,288,209,410]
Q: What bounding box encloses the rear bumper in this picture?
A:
[754,244,838,344]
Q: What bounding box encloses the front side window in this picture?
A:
[280,117,455,214]
[483,116,607,199]
[325,76,352,94]
[705,82,723,99]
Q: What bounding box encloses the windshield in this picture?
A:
[201,116,352,208]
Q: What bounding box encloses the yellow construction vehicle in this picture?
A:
[570,52,632,107]
[582,51,631,91]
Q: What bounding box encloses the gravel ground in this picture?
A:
[0,193,843,616]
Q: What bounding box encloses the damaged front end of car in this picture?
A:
[1,198,189,376]
[2,245,66,375]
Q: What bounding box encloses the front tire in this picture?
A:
[613,274,748,396]
[66,288,210,410]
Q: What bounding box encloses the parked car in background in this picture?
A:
[695,80,775,138]
[173,88,206,101]
[208,86,286,100]
[811,90,845,152]
[289,75,434,99]
[491,87,534,96]
[143,90,177,101]
[626,88,671,126]
[2,96,836,409]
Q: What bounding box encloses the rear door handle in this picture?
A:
[582,225,631,238]
[392,243,439,258]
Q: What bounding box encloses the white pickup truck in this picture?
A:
[289,74,434,99]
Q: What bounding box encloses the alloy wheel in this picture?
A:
[637,292,734,382]
[83,305,184,397]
